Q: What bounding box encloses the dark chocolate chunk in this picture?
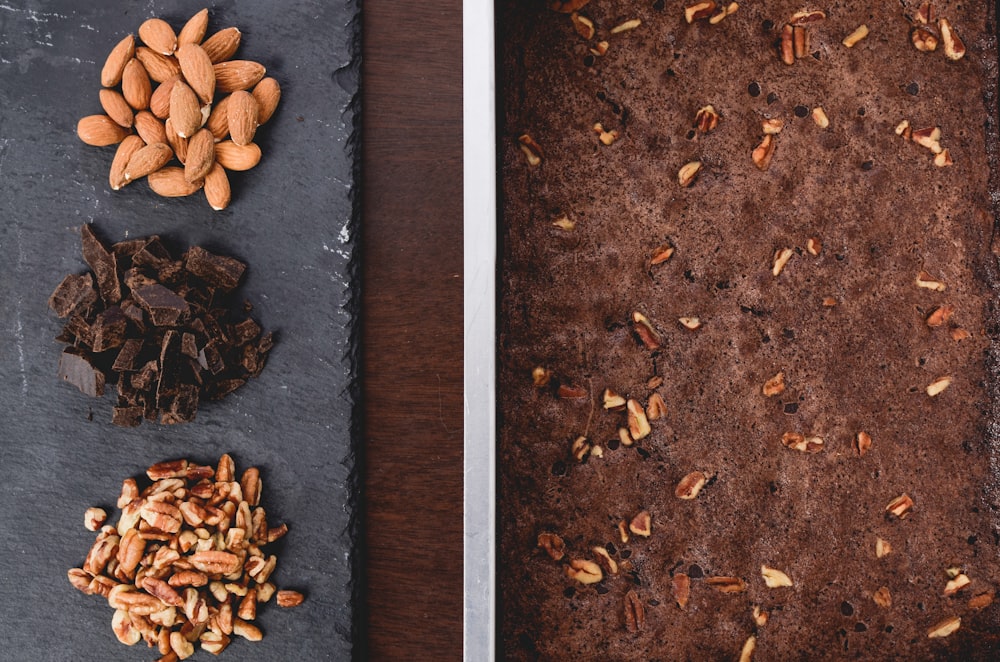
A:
[111,406,144,427]
[112,339,144,372]
[184,246,246,290]
[52,228,273,426]
[91,306,128,353]
[133,284,190,327]
[80,224,121,305]
[48,273,97,318]
[58,348,105,397]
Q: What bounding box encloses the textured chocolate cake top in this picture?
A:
[499,1,1000,659]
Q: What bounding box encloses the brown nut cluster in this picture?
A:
[68,455,303,659]
[76,9,282,210]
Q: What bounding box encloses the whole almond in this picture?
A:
[170,80,203,138]
[176,43,215,104]
[109,135,146,190]
[135,46,182,83]
[204,162,231,210]
[138,18,177,55]
[150,75,181,119]
[101,34,135,87]
[213,60,266,93]
[124,142,173,181]
[185,128,215,183]
[77,115,130,146]
[121,58,152,110]
[99,89,134,128]
[148,167,204,197]
[227,91,259,146]
[178,8,210,46]
[134,110,168,146]
[201,27,241,63]
[252,77,281,124]
[214,141,261,171]
[164,118,189,164]
[206,94,232,142]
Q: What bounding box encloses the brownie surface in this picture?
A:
[498,1,1000,659]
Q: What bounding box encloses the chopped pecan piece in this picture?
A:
[610,18,641,34]
[628,510,651,537]
[842,24,869,47]
[706,576,747,593]
[627,399,651,440]
[570,12,595,39]
[855,431,872,457]
[763,372,785,397]
[926,376,952,397]
[927,616,961,639]
[695,105,720,133]
[675,471,707,499]
[885,493,914,518]
[944,573,971,596]
[566,558,603,584]
[739,635,756,662]
[684,1,718,23]
[926,305,954,327]
[875,537,892,558]
[873,586,892,608]
[518,134,543,166]
[678,160,702,187]
[761,565,793,588]
[752,134,776,170]
[939,18,965,60]
[673,573,691,608]
[632,311,662,350]
[646,393,667,420]
[624,589,645,632]
[537,532,566,561]
[603,388,626,410]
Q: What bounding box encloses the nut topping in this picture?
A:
[793,26,808,59]
[927,616,961,639]
[933,149,953,167]
[593,546,619,575]
[706,576,747,593]
[571,436,591,462]
[855,431,872,457]
[678,316,702,330]
[916,271,946,291]
[570,12,595,40]
[911,127,943,154]
[968,593,994,610]
[610,18,642,34]
[518,134,543,166]
[752,605,768,627]
[673,573,691,608]
[603,388,627,410]
[675,471,708,499]
[678,160,702,187]
[781,432,823,453]
[762,118,784,135]
[566,558,603,584]
[650,244,675,265]
[772,248,793,276]
[593,122,619,146]
[552,215,575,231]
[739,635,756,662]
[752,134,776,170]
[629,510,652,537]
[695,105,720,133]
[624,589,645,632]
[684,2,718,24]
[646,393,667,420]
[761,565,793,588]
[886,493,914,518]
[627,399,651,441]
[811,107,829,128]
[911,26,939,52]
[632,311,662,350]
[875,537,892,558]
[842,24,869,47]
[790,10,826,26]
[926,304,954,327]
[779,24,795,65]
[939,18,965,60]
[763,371,786,397]
[873,586,892,608]
[537,532,566,561]
[926,376,952,397]
[532,366,552,387]
[944,573,970,596]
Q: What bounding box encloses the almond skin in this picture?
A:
[149,167,204,197]
[201,27,242,63]
[213,60,266,93]
[99,89,134,128]
[135,46,182,83]
[164,118,189,164]
[205,94,232,142]
[178,8,210,46]
[169,80,203,138]
[101,34,135,87]
[134,110,168,146]
[204,162,231,210]
[124,142,173,181]
[214,141,261,170]
[252,77,281,124]
[150,75,181,119]
[121,58,152,110]
[109,135,146,190]
[138,18,177,55]
[77,115,130,146]
[184,128,215,183]
[227,91,259,146]
[176,43,215,104]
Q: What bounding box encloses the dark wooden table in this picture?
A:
[361,0,465,658]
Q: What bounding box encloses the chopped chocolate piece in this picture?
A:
[184,246,246,290]
[133,284,190,327]
[58,348,105,397]
[112,339,144,372]
[131,236,172,269]
[181,333,199,359]
[48,273,97,318]
[111,406,144,427]
[123,267,157,291]
[51,228,273,426]
[235,319,261,344]
[80,225,121,305]
[91,306,128,353]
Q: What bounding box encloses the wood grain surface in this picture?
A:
[361,0,464,658]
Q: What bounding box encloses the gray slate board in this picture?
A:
[0,1,359,659]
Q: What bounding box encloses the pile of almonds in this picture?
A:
[68,455,303,660]
[76,9,281,210]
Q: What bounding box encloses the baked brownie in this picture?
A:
[498,1,1000,659]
